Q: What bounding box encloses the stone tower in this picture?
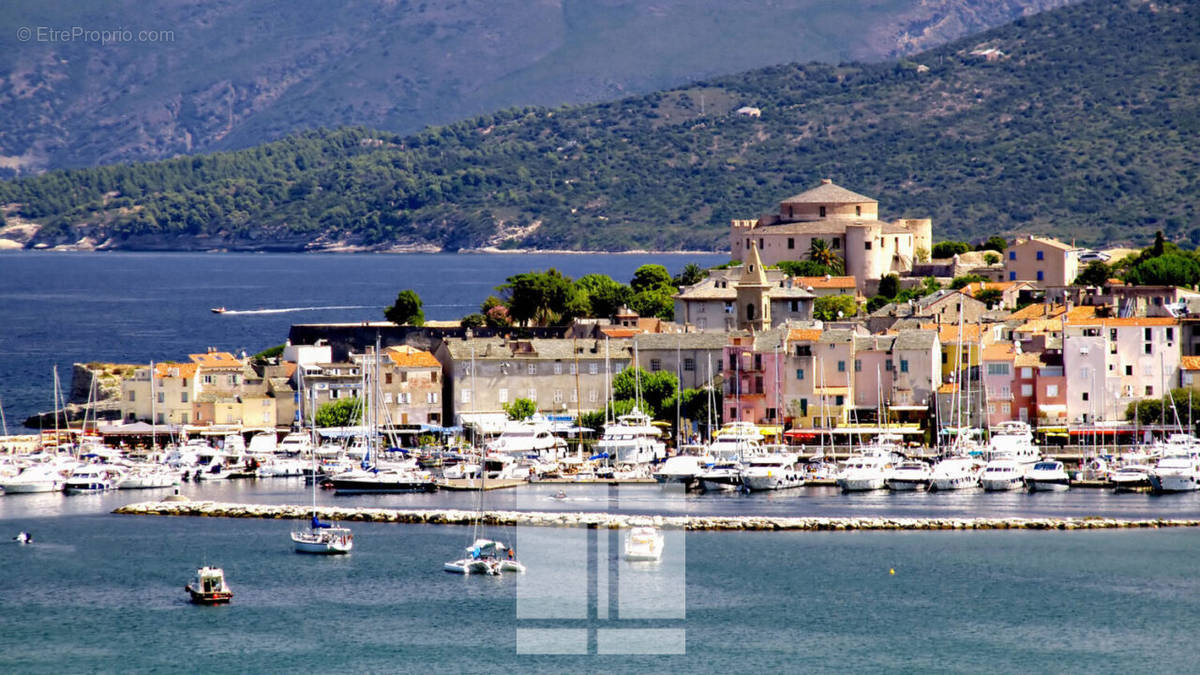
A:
[735,242,771,332]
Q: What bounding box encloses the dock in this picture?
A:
[114,500,1200,532]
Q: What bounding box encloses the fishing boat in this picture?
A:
[185,566,233,604]
[623,526,665,562]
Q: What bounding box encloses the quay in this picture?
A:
[114,500,1200,531]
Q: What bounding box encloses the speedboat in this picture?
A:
[653,448,711,488]
[0,462,74,493]
[64,464,122,493]
[328,467,437,494]
[884,460,932,491]
[836,454,893,492]
[1025,460,1071,492]
[741,453,804,491]
[185,566,233,604]
[930,456,982,491]
[980,458,1026,491]
[1109,464,1153,491]
[1147,455,1200,493]
[292,516,353,555]
[210,307,226,314]
[697,461,744,492]
[444,539,524,575]
[117,465,178,490]
[624,527,665,562]
[14,531,32,544]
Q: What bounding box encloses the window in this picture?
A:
[570,390,578,403]
[832,238,840,250]
[1143,364,1153,376]
[1002,402,1011,414]
[589,363,598,375]
[766,408,777,421]
[461,390,471,404]
[885,361,893,371]
[746,303,756,321]
[589,389,598,403]
[1125,365,1133,376]
[730,408,737,420]
[1144,343,1153,355]
[988,403,996,414]
[128,391,136,402]
[942,352,948,364]
[527,363,537,375]
[1144,327,1152,341]
[385,373,393,384]
[1167,327,1175,341]
[528,388,537,401]
[498,388,508,403]
[855,205,862,216]
[1145,386,1154,396]
[1046,384,1059,397]
[1036,250,1044,261]
[987,363,1010,376]
[399,392,411,404]
[650,359,662,372]
[837,361,846,372]
[1009,251,1016,261]
[854,359,862,372]
[796,368,805,380]
[427,392,438,404]
[157,392,165,404]
[401,371,409,383]
[554,362,562,375]
[1021,367,1033,379]
[900,360,909,373]
[789,300,799,312]
[758,238,764,249]
[1022,384,1033,396]
[569,363,577,375]
[865,241,872,250]
[1036,270,1044,282]
[754,354,762,370]
[1009,272,1016,281]
[787,238,795,250]
[180,413,189,424]
[819,206,826,217]
[203,375,213,385]
[553,390,563,403]
[835,395,844,406]
[684,358,695,372]
[1001,385,1011,398]
[724,302,733,314]
[181,392,188,403]
[384,392,393,404]
[1081,391,1089,401]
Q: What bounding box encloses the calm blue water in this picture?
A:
[0,251,725,425]
[3,483,1200,672]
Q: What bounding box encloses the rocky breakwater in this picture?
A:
[113,501,1200,531]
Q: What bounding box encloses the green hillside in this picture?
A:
[0,0,1195,251]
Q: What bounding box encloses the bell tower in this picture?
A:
[735,242,771,331]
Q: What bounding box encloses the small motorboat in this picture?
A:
[550,489,568,501]
[210,307,226,314]
[185,566,233,604]
[624,527,665,562]
[13,531,32,544]
[1026,460,1071,492]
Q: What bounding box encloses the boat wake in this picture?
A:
[217,305,373,315]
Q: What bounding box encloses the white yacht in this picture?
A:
[328,465,437,493]
[486,418,567,461]
[652,446,711,488]
[292,516,354,555]
[595,409,665,466]
[980,458,1027,491]
[117,464,179,490]
[64,464,123,493]
[623,527,665,562]
[1147,455,1200,493]
[708,421,762,462]
[444,539,524,575]
[836,454,893,492]
[930,456,983,491]
[276,432,314,456]
[741,452,805,491]
[884,460,932,491]
[0,460,76,493]
[1109,464,1153,491]
[697,460,745,492]
[1025,460,1071,492]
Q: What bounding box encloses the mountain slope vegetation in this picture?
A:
[0,0,1195,252]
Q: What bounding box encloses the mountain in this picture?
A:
[0,0,1073,173]
[0,0,1195,253]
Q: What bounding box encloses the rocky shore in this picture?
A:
[114,500,1200,531]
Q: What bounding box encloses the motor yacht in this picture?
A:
[1109,464,1153,491]
[836,453,893,492]
[708,422,762,462]
[623,527,665,562]
[64,464,123,493]
[980,458,1027,491]
[486,418,567,462]
[652,446,711,488]
[117,464,178,490]
[0,460,76,494]
[930,456,983,491]
[741,452,805,491]
[1147,455,1200,493]
[328,466,437,493]
[697,460,744,492]
[594,409,665,467]
[884,460,932,491]
[1025,460,1071,492]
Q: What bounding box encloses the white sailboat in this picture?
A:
[444,345,524,576]
[292,385,353,554]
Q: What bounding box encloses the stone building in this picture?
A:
[673,245,815,332]
[730,179,932,293]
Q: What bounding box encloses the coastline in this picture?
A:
[0,245,726,256]
[114,500,1200,532]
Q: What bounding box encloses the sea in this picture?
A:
[4,251,1200,672]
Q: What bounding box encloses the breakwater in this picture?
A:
[114,500,1200,531]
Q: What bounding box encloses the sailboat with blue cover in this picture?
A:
[291,390,353,554]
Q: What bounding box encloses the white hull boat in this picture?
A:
[1109,465,1152,491]
[930,457,982,491]
[741,454,804,491]
[292,519,353,555]
[837,454,893,492]
[1147,456,1200,493]
[884,461,932,491]
[1026,461,1071,492]
[980,459,1027,491]
[445,538,524,575]
[624,527,665,562]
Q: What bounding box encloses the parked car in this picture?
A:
[1078,250,1110,263]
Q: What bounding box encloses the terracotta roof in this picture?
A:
[189,351,243,368]
[920,323,983,343]
[1007,303,1063,321]
[385,346,440,368]
[788,329,823,342]
[1014,235,1073,251]
[1181,356,1200,371]
[601,327,641,338]
[794,276,856,289]
[282,362,297,379]
[155,363,198,379]
[960,281,1018,297]
[780,180,876,205]
[1014,352,1042,367]
[982,343,1015,360]
[1098,317,1178,327]
[1015,319,1065,335]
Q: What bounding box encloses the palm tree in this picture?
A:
[807,238,844,274]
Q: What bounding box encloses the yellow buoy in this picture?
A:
[889,568,896,575]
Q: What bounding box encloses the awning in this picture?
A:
[1038,404,1068,415]
[829,426,924,435]
[888,405,930,411]
[813,387,850,396]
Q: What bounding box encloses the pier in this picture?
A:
[114,499,1200,531]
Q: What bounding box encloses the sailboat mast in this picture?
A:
[0,394,7,438]
[150,360,156,450]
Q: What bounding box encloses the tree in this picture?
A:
[630,264,673,293]
[877,274,900,299]
[776,260,838,277]
[503,397,537,421]
[983,252,1001,265]
[575,273,632,317]
[315,397,362,427]
[611,366,678,419]
[460,313,486,328]
[975,288,1003,307]
[1074,260,1111,286]
[578,399,636,431]
[485,304,513,327]
[813,295,857,321]
[672,263,706,288]
[630,289,675,320]
[950,274,987,290]
[384,289,424,326]
[975,236,1007,253]
[1152,229,1165,258]
[500,269,580,326]
[932,241,971,258]
[866,295,891,313]
[807,239,844,273]
[251,343,285,365]
[1124,253,1200,287]
[914,247,930,263]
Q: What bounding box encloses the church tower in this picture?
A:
[735,242,771,332]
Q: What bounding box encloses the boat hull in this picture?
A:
[838,476,886,492]
[291,531,353,555]
[981,477,1025,491]
[930,476,980,491]
[742,475,804,491]
[1026,479,1070,492]
[0,480,62,493]
[330,479,437,494]
[1147,473,1200,493]
[186,587,233,604]
[884,478,928,491]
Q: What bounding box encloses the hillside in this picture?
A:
[0,0,1072,174]
[0,0,1195,252]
